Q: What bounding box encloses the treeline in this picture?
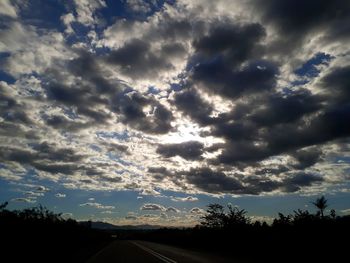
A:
[1,197,349,262]
[0,202,110,263]
[127,196,350,262]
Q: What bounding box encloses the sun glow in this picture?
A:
[160,123,203,144]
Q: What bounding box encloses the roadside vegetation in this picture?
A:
[0,202,111,263]
[1,196,349,262]
[123,196,350,262]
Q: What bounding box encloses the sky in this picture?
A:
[0,0,350,226]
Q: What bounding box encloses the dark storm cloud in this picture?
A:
[178,62,350,165]
[148,166,169,174]
[192,22,265,67]
[47,83,84,105]
[156,141,204,160]
[67,50,119,94]
[31,142,85,162]
[148,166,172,181]
[174,67,336,167]
[41,50,173,134]
[153,18,192,41]
[45,81,111,125]
[265,104,350,153]
[40,51,116,129]
[100,141,130,154]
[321,66,350,102]
[0,91,16,109]
[44,115,89,131]
[210,120,256,142]
[45,71,112,122]
[0,147,36,164]
[207,88,323,143]
[191,58,278,99]
[243,177,281,194]
[244,172,324,194]
[212,102,350,167]
[281,172,324,193]
[174,88,214,125]
[106,39,173,79]
[0,122,39,140]
[33,162,79,175]
[249,89,323,126]
[99,175,122,183]
[255,166,289,176]
[213,141,269,166]
[194,63,350,166]
[0,88,32,125]
[112,91,173,134]
[0,143,85,175]
[291,148,323,169]
[184,21,280,99]
[251,0,350,38]
[171,166,324,195]
[160,42,187,57]
[2,110,32,125]
[181,167,246,194]
[248,0,350,54]
[84,167,105,176]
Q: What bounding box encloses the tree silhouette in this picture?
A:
[201,203,250,228]
[272,213,292,226]
[0,201,8,210]
[312,196,328,218]
[330,209,336,219]
[224,204,250,227]
[0,201,111,262]
[201,203,225,228]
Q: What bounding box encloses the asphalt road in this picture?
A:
[86,240,237,263]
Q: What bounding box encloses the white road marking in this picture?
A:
[131,241,178,263]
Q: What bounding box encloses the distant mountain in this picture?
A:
[79,221,165,230]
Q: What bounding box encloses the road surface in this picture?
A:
[87,240,238,263]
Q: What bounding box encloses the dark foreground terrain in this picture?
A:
[1,199,349,262]
[0,202,111,262]
[87,240,236,263]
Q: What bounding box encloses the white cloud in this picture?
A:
[61,212,73,219]
[101,210,114,214]
[55,193,66,198]
[0,0,17,18]
[340,209,350,215]
[36,186,50,192]
[171,196,198,202]
[0,22,72,77]
[190,207,205,214]
[24,191,44,197]
[160,212,167,219]
[166,206,179,213]
[125,215,138,220]
[140,203,165,211]
[74,0,106,26]
[11,197,36,203]
[61,13,75,34]
[126,0,152,14]
[250,215,274,224]
[79,202,115,209]
[140,188,162,196]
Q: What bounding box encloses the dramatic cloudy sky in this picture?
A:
[1,0,350,225]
